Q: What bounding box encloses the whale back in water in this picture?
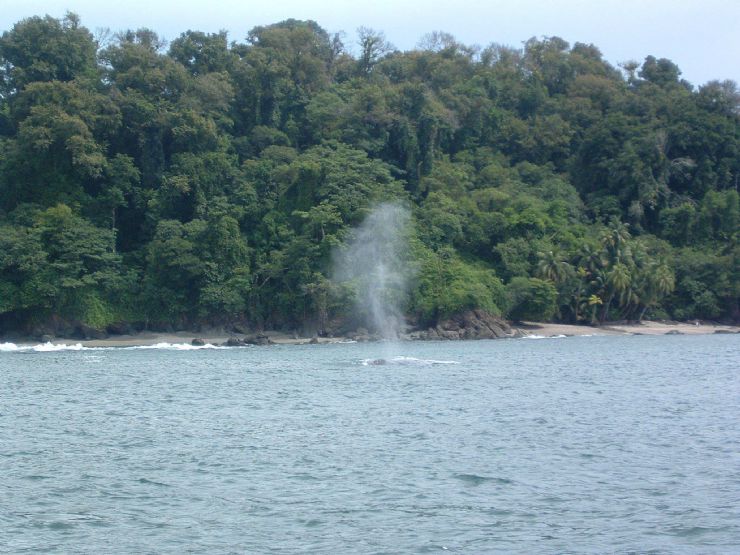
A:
[363,356,460,366]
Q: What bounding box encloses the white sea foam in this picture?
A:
[392,356,459,365]
[0,342,87,352]
[0,341,227,352]
[33,342,86,351]
[126,342,226,350]
[521,334,568,340]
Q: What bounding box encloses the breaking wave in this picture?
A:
[126,342,227,350]
[1,342,87,352]
[0,341,227,352]
[521,334,568,340]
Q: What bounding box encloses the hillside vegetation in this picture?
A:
[0,14,737,335]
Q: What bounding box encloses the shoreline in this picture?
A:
[515,320,740,338]
[1,320,738,349]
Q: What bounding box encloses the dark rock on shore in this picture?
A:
[31,315,74,340]
[191,338,206,346]
[224,337,247,346]
[107,322,136,335]
[244,333,272,345]
[345,328,380,342]
[420,310,521,340]
[74,324,107,340]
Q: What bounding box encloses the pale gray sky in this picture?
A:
[2,0,738,87]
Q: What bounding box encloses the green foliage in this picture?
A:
[505,277,558,321]
[67,291,116,329]
[0,13,738,333]
[0,13,98,93]
[413,247,505,323]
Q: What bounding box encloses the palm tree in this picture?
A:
[569,266,589,322]
[578,243,604,274]
[587,294,603,324]
[536,249,572,284]
[618,285,641,320]
[635,262,675,321]
[601,219,632,264]
[601,262,631,322]
[536,249,574,321]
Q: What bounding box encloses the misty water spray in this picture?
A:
[333,202,411,340]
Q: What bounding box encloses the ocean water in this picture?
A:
[1,335,738,553]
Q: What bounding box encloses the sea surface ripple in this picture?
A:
[1,335,738,553]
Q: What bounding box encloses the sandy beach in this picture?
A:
[516,320,740,337]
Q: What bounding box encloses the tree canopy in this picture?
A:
[0,14,737,335]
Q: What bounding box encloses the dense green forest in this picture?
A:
[0,13,738,336]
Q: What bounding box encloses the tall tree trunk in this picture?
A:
[638,305,648,322]
[111,207,117,253]
[600,292,614,323]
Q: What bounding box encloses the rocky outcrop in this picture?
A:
[222,337,244,346]
[30,315,142,341]
[30,315,74,340]
[345,327,381,342]
[74,324,108,340]
[244,333,272,345]
[107,322,137,335]
[191,338,206,346]
[418,310,521,340]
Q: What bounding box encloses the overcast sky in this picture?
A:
[2,0,738,87]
